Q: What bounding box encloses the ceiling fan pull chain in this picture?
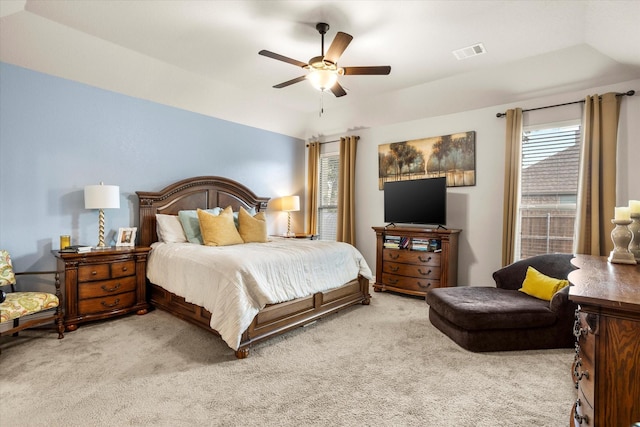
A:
[319,92,324,117]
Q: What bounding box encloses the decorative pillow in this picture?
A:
[0,250,16,287]
[519,266,569,301]
[178,208,222,244]
[233,206,256,228]
[197,206,244,246]
[156,214,188,243]
[238,207,268,243]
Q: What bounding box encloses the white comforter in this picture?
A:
[146,238,372,350]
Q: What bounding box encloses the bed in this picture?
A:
[136,176,371,358]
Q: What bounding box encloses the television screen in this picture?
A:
[383,177,447,226]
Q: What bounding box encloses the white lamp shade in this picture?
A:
[276,195,300,212]
[84,184,120,209]
[307,70,338,91]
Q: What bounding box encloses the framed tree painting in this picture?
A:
[378,131,475,189]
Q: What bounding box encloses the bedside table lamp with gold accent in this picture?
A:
[84,182,120,249]
[274,195,300,237]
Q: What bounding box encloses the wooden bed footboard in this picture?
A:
[148,275,371,358]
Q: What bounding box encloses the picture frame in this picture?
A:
[378,130,476,189]
[116,227,137,247]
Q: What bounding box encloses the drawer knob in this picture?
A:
[101,298,120,308]
[122,267,128,272]
[387,278,398,285]
[91,271,97,276]
[418,255,432,263]
[573,399,589,425]
[417,281,432,289]
[418,268,432,276]
[101,283,121,293]
[389,253,399,260]
[573,361,589,383]
[389,266,399,272]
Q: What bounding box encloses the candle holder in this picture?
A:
[607,219,637,265]
[630,213,640,261]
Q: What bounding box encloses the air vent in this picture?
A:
[453,43,486,60]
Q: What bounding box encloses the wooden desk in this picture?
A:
[568,255,640,426]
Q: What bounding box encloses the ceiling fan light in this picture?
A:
[307,69,338,91]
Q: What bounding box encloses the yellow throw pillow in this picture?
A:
[519,266,569,301]
[197,206,244,246]
[238,206,268,243]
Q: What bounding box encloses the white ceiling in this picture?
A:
[1,0,639,139]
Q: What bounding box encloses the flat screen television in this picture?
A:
[383,177,447,226]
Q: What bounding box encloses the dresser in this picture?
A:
[372,226,460,297]
[568,255,640,427]
[55,247,151,331]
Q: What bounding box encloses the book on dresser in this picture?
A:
[59,245,93,253]
[372,226,461,298]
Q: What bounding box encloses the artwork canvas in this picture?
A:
[378,131,476,189]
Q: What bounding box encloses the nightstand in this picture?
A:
[54,246,150,331]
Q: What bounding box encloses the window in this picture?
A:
[516,121,581,260]
[317,152,339,241]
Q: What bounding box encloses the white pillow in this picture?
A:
[156,214,188,243]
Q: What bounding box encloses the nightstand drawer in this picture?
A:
[78,276,136,299]
[382,273,440,293]
[111,260,135,278]
[78,264,111,281]
[78,291,136,315]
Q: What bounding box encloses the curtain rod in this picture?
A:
[306,137,360,147]
[495,90,635,118]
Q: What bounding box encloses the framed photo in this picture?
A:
[116,227,137,247]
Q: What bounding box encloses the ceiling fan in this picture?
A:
[259,23,391,97]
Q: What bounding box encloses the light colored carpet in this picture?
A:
[1,291,575,426]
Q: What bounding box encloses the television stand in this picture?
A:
[372,226,461,298]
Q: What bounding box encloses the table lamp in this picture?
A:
[84,182,120,248]
[276,195,300,237]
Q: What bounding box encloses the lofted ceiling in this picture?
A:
[1,0,639,140]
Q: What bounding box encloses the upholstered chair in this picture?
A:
[426,253,577,352]
[0,250,64,340]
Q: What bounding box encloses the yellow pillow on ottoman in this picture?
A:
[197,206,244,246]
[238,206,268,243]
[519,266,569,301]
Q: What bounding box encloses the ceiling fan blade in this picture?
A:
[342,66,391,75]
[324,32,353,64]
[259,50,308,68]
[330,81,347,97]
[273,75,307,89]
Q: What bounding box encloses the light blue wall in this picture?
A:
[0,63,304,271]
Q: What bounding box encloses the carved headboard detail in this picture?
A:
[136,176,270,247]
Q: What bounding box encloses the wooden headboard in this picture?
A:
[136,176,270,247]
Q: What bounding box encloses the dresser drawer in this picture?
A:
[383,249,441,266]
[382,273,440,293]
[383,262,441,279]
[78,291,136,315]
[78,263,111,281]
[78,276,137,299]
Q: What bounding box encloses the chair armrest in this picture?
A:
[549,285,571,313]
[14,271,62,294]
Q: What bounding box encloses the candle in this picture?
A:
[60,235,71,249]
[614,207,631,221]
[629,200,640,215]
